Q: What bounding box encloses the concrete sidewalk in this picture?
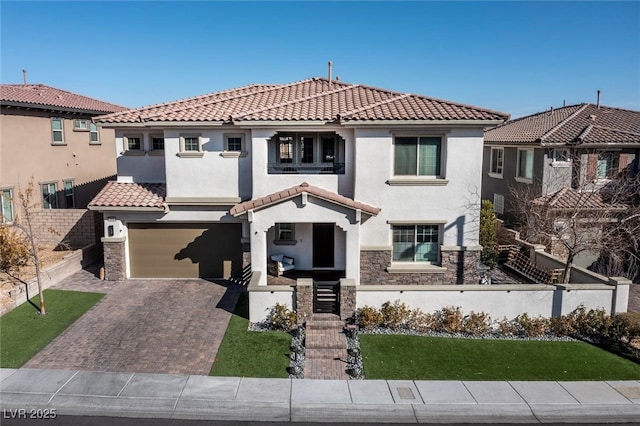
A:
[1,368,639,423]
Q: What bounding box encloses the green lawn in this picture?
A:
[210,292,291,378]
[360,334,640,381]
[0,289,104,368]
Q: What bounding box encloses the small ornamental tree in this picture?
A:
[0,178,47,314]
[479,200,499,268]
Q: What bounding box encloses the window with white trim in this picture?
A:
[41,182,58,209]
[64,180,75,208]
[489,147,503,176]
[151,135,165,151]
[225,134,243,152]
[394,136,442,177]
[51,118,64,144]
[552,148,569,163]
[179,134,203,155]
[124,134,142,151]
[1,189,14,223]
[89,123,100,143]
[73,119,89,131]
[276,223,294,241]
[493,193,504,215]
[392,224,440,263]
[516,148,534,180]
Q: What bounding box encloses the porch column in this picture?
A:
[344,224,361,284]
[250,221,268,286]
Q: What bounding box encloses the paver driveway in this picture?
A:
[25,278,241,375]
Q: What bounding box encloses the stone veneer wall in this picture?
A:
[30,209,102,248]
[339,281,356,320]
[295,280,313,324]
[360,249,480,285]
[103,239,125,281]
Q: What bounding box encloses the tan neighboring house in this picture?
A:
[0,84,126,222]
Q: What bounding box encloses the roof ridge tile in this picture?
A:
[540,104,590,143]
[341,93,411,118]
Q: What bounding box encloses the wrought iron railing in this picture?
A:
[267,162,345,174]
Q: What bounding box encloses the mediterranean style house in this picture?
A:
[482,103,640,220]
[90,77,508,318]
[0,84,126,220]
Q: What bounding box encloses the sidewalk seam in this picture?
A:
[47,370,79,404]
[507,381,540,423]
[116,373,135,397]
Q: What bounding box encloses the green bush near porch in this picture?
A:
[360,334,640,380]
[0,290,104,368]
[210,292,291,378]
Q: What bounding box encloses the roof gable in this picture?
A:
[0,84,126,113]
[95,78,509,124]
[230,182,380,216]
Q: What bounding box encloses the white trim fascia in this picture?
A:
[484,143,541,148]
[343,119,505,127]
[88,206,164,212]
[360,245,393,251]
[165,196,242,205]
[101,236,127,243]
[387,219,448,225]
[96,121,226,128]
[235,120,333,127]
[387,178,449,186]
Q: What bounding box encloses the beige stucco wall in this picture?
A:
[0,107,117,209]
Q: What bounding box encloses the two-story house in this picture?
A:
[89,77,508,320]
[482,103,640,220]
[0,84,126,220]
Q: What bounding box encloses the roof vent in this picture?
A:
[328,61,333,85]
[590,114,597,121]
[597,89,601,109]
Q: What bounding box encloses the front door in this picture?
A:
[313,223,334,268]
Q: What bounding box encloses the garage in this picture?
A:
[128,223,243,278]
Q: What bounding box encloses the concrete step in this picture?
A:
[306,321,344,331]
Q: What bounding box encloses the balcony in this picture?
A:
[268,162,345,175]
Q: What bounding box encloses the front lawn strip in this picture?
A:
[210,292,291,378]
[0,289,104,368]
[360,334,640,380]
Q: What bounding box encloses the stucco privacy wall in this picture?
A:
[353,128,484,248]
[29,209,101,248]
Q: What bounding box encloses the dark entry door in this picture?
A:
[313,223,334,268]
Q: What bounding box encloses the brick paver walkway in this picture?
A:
[304,314,349,380]
[26,278,241,375]
[50,264,120,294]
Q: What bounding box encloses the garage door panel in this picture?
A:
[128,223,242,278]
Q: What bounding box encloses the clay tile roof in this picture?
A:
[95,78,509,124]
[230,182,380,216]
[485,104,640,146]
[89,182,166,209]
[0,84,127,113]
[531,187,628,211]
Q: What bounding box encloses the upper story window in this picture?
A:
[89,123,100,144]
[151,135,165,151]
[516,148,534,182]
[1,189,14,223]
[269,133,344,174]
[51,118,64,144]
[178,134,204,157]
[493,193,504,215]
[221,133,247,158]
[597,153,618,179]
[73,119,89,131]
[392,224,440,263]
[41,182,58,209]
[124,134,142,151]
[64,180,75,208]
[489,147,503,177]
[394,136,442,177]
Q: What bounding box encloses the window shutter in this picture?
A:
[619,153,630,173]
[586,153,598,180]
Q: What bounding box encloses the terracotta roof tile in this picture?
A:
[89,182,166,209]
[531,187,628,210]
[95,78,508,124]
[230,182,380,216]
[1,84,126,113]
[486,104,640,146]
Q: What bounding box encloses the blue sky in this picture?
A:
[1,1,639,118]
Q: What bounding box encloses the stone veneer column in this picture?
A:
[295,278,313,324]
[440,246,481,285]
[339,279,356,320]
[101,237,126,281]
[360,250,392,285]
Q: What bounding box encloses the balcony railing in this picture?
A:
[268,162,345,175]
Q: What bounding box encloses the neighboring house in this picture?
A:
[0,84,126,221]
[481,103,640,219]
[90,77,508,318]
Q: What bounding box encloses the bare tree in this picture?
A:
[0,178,47,314]
[508,164,640,284]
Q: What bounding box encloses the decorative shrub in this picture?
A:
[356,306,383,330]
[479,200,499,268]
[514,313,549,337]
[380,300,411,330]
[266,303,297,331]
[407,309,437,333]
[461,311,492,336]
[437,306,463,333]
[496,317,519,336]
